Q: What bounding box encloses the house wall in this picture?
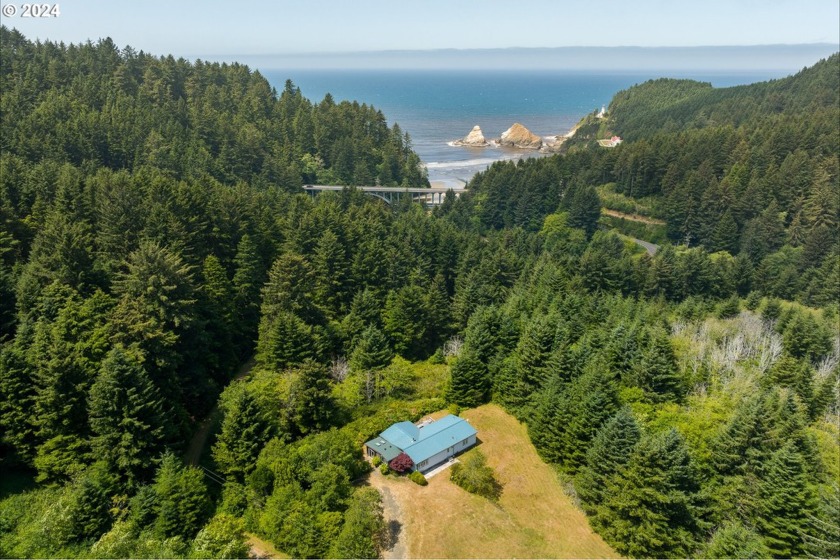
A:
[414,435,477,473]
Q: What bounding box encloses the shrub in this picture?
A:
[379,464,389,475]
[450,450,501,501]
[388,453,414,474]
[371,455,382,468]
[717,296,740,319]
[429,348,445,364]
[448,403,461,416]
[409,471,428,486]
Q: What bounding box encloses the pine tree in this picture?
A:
[256,310,314,370]
[212,384,274,482]
[288,361,335,436]
[349,325,393,372]
[766,354,815,418]
[153,453,212,541]
[756,441,816,558]
[312,229,349,317]
[382,284,428,360]
[802,482,840,559]
[327,487,386,559]
[701,520,770,559]
[231,234,264,349]
[447,351,490,407]
[560,365,620,471]
[576,408,641,515]
[0,344,37,462]
[88,346,166,487]
[711,209,739,254]
[30,290,112,482]
[633,327,683,402]
[515,313,556,392]
[567,185,601,238]
[598,429,703,558]
[110,240,198,411]
[200,254,236,373]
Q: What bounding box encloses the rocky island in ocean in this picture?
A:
[451,123,546,149]
[452,125,489,147]
[498,123,543,149]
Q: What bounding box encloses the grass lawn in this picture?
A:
[370,403,619,559]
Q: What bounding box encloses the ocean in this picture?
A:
[260,69,787,187]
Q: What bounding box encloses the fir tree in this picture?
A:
[598,429,703,558]
[88,346,166,487]
[349,325,393,372]
[153,453,212,541]
[212,384,274,481]
[756,441,816,558]
[447,351,490,407]
[231,234,264,349]
[802,482,840,560]
[576,407,641,515]
[633,327,683,402]
[567,185,602,239]
[327,487,386,559]
[701,520,770,559]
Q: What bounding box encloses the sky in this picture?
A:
[4,0,839,68]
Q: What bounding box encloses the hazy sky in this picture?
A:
[6,0,839,57]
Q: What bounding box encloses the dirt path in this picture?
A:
[183,356,255,466]
[368,473,409,559]
[602,208,666,225]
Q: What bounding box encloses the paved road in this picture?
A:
[632,237,660,256]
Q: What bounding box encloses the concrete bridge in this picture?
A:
[302,185,458,207]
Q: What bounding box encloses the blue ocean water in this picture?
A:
[260,69,786,186]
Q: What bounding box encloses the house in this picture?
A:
[597,135,623,148]
[365,414,478,473]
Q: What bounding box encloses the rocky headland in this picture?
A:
[452,125,489,147]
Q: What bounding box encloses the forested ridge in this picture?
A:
[1,28,838,559]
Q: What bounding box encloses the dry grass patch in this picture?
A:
[369,403,618,558]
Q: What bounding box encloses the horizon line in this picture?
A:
[196,43,838,58]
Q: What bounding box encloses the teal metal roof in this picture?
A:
[402,416,477,464]
[380,421,420,449]
[367,415,478,466]
[364,436,402,462]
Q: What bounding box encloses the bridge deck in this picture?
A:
[302,184,460,207]
[303,185,455,194]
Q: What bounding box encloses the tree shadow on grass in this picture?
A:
[385,519,402,550]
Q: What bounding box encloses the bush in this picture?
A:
[717,296,741,319]
[388,453,414,474]
[408,471,428,486]
[429,348,445,364]
[379,464,389,475]
[371,455,382,468]
[450,450,501,501]
[448,403,461,416]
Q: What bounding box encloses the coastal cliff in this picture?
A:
[498,123,542,149]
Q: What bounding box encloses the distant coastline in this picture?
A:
[263,68,804,188]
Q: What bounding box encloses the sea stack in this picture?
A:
[499,123,542,149]
[453,125,488,147]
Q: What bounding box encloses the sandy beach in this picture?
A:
[430,178,467,190]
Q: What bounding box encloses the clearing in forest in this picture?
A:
[368,404,618,559]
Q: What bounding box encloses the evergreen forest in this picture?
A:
[0,27,838,559]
